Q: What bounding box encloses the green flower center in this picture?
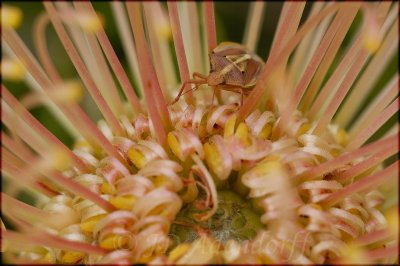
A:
[170,190,263,245]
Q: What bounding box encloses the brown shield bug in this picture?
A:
[170,42,264,105]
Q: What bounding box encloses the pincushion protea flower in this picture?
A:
[1,1,398,264]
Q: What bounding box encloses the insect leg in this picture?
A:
[169,79,205,105]
[211,86,217,106]
[179,83,202,98]
[240,88,244,106]
[192,72,208,80]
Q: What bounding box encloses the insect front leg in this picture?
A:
[170,81,190,105]
[169,79,206,105]
[192,72,208,80]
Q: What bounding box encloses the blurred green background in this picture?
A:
[2,2,398,148]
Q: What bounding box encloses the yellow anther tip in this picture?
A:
[167,132,183,161]
[79,220,97,233]
[235,122,250,145]
[77,12,104,33]
[255,160,282,175]
[160,26,172,40]
[204,142,212,159]
[138,255,152,264]
[127,147,146,169]
[336,128,348,146]
[363,37,381,54]
[138,245,165,263]
[44,252,56,263]
[259,124,272,139]
[260,155,281,164]
[148,205,169,217]
[385,208,398,235]
[224,114,237,138]
[61,251,84,264]
[1,5,23,29]
[100,182,115,195]
[100,235,128,250]
[297,123,311,136]
[259,255,273,264]
[204,142,224,179]
[60,80,84,103]
[168,243,191,261]
[109,195,136,210]
[1,58,26,82]
[153,175,169,188]
[79,214,106,233]
[309,203,322,210]
[155,22,172,40]
[330,149,340,158]
[339,245,368,264]
[73,139,91,150]
[49,148,70,171]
